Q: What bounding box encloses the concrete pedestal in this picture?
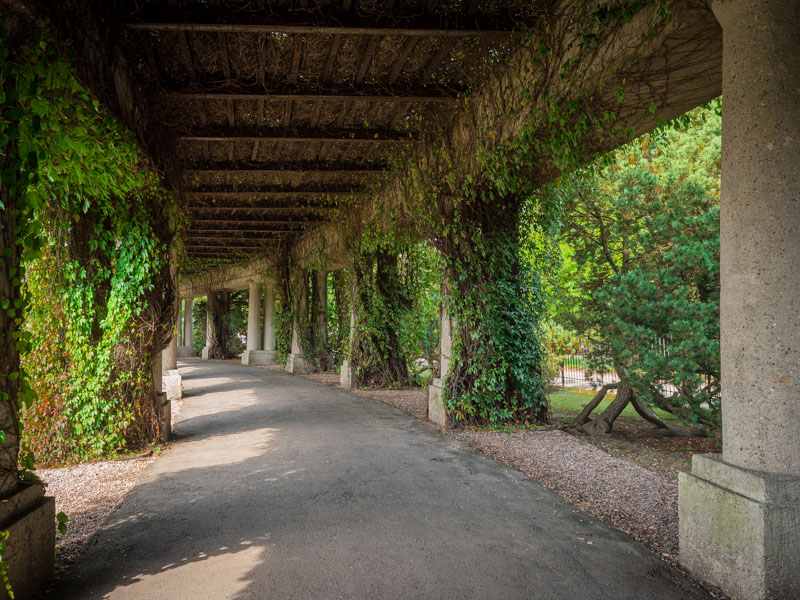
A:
[427,378,447,427]
[679,455,800,600]
[201,347,210,360]
[178,345,195,358]
[242,349,277,366]
[285,353,310,374]
[339,359,352,389]
[0,482,55,599]
[162,369,182,402]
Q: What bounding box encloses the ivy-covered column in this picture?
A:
[679,2,800,599]
[262,283,277,364]
[311,269,330,371]
[436,191,547,425]
[348,248,408,388]
[285,270,311,374]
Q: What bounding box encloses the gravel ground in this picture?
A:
[448,428,681,561]
[353,388,429,419]
[39,454,156,570]
[38,390,184,571]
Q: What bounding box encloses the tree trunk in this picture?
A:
[572,383,618,427]
[582,381,634,435]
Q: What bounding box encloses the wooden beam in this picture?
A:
[170,89,458,103]
[189,228,310,234]
[124,21,525,38]
[178,127,416,143]
[419,38,457,82]
[189,207,335,214]
[184,167,383,176]
[186,190,353,199]
[191,218,324,225]
[388,37,420,85]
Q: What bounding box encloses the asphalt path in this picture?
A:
[43,359,710,599]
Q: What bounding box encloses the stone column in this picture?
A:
[340,282,356,389]
[201,295,213,359]
[679,3,800,599]
[285,271,311,374]
[162,315,179,371]
[263,283,276,352]
[242,281,261,365]
[311,269,329,369]
[179,297,195,357]
[428,276,454,427]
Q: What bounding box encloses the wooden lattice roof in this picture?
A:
[111,0,542,264]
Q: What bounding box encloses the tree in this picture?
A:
[547,104,721,434]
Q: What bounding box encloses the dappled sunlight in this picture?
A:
[105,542,269,599]
[157,427,280,473]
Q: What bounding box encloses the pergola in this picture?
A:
[3,2,799,599]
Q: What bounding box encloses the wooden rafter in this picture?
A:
[179,128,416,143]
[124,21,526,38]
[388,37,420,85]
[169,89,459,104]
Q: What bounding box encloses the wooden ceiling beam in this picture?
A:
[186,190,352,198]
[125,21,525,38]
[172,90,457,103]
[183,166,384,176]
[191,218,324,224]
[179,128,415,143]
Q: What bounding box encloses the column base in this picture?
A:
[162,369,182,402]
[242,350,278,366]
[285,353,310,374]
[427,378,448,427]
[178,345,195,358]
[201,346,210,360]
[0,482,55,600]
[679,454,800,600]
[339,359,352,389]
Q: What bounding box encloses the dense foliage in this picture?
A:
[545,104,721,430]
[2,22,178,465]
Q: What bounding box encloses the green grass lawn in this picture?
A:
[548,389,678,422]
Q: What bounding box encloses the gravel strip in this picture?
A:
[353,388,428,419]
[449,428,680,561]
[39,455,156,570]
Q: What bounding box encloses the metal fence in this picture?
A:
[558,339,619,389]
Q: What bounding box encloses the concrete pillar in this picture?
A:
[179,297,195,357]
[184,298,194,347]
[246,281,260,351]
[312,269,329,361]
[340,288,356,389]
[201,295,213,359]
[163,315,179,371]
[428,276,454,427]
[285,272,311,374]
[151,350,163,394]
[679,3,800,599]
[264,283,276,351]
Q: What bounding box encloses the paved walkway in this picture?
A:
[45,360,709,599]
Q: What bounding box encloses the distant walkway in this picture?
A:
[45,361,709,599]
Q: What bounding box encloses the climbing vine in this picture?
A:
[2,19,180,466]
